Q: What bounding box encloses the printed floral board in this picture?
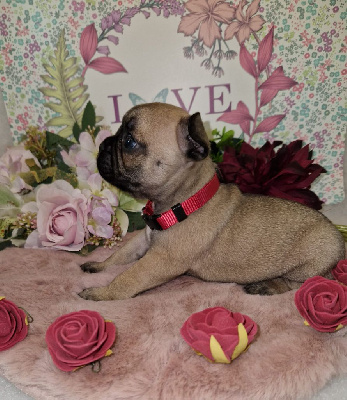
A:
[0,0,346,204]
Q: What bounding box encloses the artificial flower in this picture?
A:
[181,307,257,363]
[61,129,112,186]
[24,180,88,251]
[45,310,116,372]
[224,0,265,44]
[178,0,236,48]
[218,140,326,210]
[0,144,40,194]
[294,276,347,332]
[0,297,29,351]
[332,260,347,285]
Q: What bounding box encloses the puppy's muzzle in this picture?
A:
[97,136,117,184]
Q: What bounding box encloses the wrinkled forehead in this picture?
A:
[124,104,189,136]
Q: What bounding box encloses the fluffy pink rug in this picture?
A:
[0,234,346,400]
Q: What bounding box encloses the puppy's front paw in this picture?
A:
[78,287,110,301]
[80,261,104,274]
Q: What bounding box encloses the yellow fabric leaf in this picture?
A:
[231,323,248,361]
[105,349,113,357]
[336,324,344,331]
[304,320,310,326]
[210,335,230,364]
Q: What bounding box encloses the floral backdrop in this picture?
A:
[0,0,346,205]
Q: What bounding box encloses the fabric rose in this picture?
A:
[45,310,116,372]
[180,307,258,363]
[24,180,88,251]
[0,297,29,351]
[294,276,347,332]
[332,260,347,285]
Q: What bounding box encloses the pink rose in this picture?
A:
[25,180,88,251]
[45,310,116,372]
[332,260,347,285]
[180,307,258,363]
[0,297,29,351]
[295,276,347,332]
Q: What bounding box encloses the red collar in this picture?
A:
[142,173,220,230]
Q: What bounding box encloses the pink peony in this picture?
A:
[25,180,88,251]
[181,307,258,363]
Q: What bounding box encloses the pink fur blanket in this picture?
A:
[0,236,346,400]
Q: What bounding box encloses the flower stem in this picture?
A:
[249,74,261,144]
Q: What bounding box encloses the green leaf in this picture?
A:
[20,167,57,187]
[124,211,146,233]
[73,122,82,142]
[46,131,75,150]
[0,186,21,207]
[54,169,78,188]
[82,101,96,131]
[39,29,90,139]
[117,190,146,212]
[0,239,13,251]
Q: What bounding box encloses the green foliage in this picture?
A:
[39,29,89,138]
[0,186,20,207]
[210,127,243,163]
[125,211,146,232]
[46,131,75,149]
[20,167,57,187]
[73,100,103,142]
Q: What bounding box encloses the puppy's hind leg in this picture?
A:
[243,277,295,295]
[81,229,150,273]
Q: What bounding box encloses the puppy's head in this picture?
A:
[97,103,210,200]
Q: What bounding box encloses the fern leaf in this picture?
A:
[39,29,89,139]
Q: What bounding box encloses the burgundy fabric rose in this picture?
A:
[0,297,29,351]
[294,276,347,332]
[217,140,326,210]
[332,260,347,285]
[46,310,116,372]
[180,307,258,363]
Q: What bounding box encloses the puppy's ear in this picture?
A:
[177,112,210,161]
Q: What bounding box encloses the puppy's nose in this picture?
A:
[99,136,114,153]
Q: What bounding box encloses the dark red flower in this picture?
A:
[46,310,116,372]
[294,276,347,332]
[180,307,257,363]
[0,297,29,351]
[332,260,347,285]
[218,140,326,209]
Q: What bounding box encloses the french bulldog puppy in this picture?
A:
[79,103,345,301]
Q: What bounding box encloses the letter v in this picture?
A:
[171,87,201,113]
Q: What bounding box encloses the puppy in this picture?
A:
[79,103,345,301]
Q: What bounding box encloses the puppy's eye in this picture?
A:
[123,133,137,150]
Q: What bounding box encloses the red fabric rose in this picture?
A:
[45,310,116,372]
[0,297,29,351]
[180,307,258,363]
[294,276,347,332]
[332,260,347,285]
